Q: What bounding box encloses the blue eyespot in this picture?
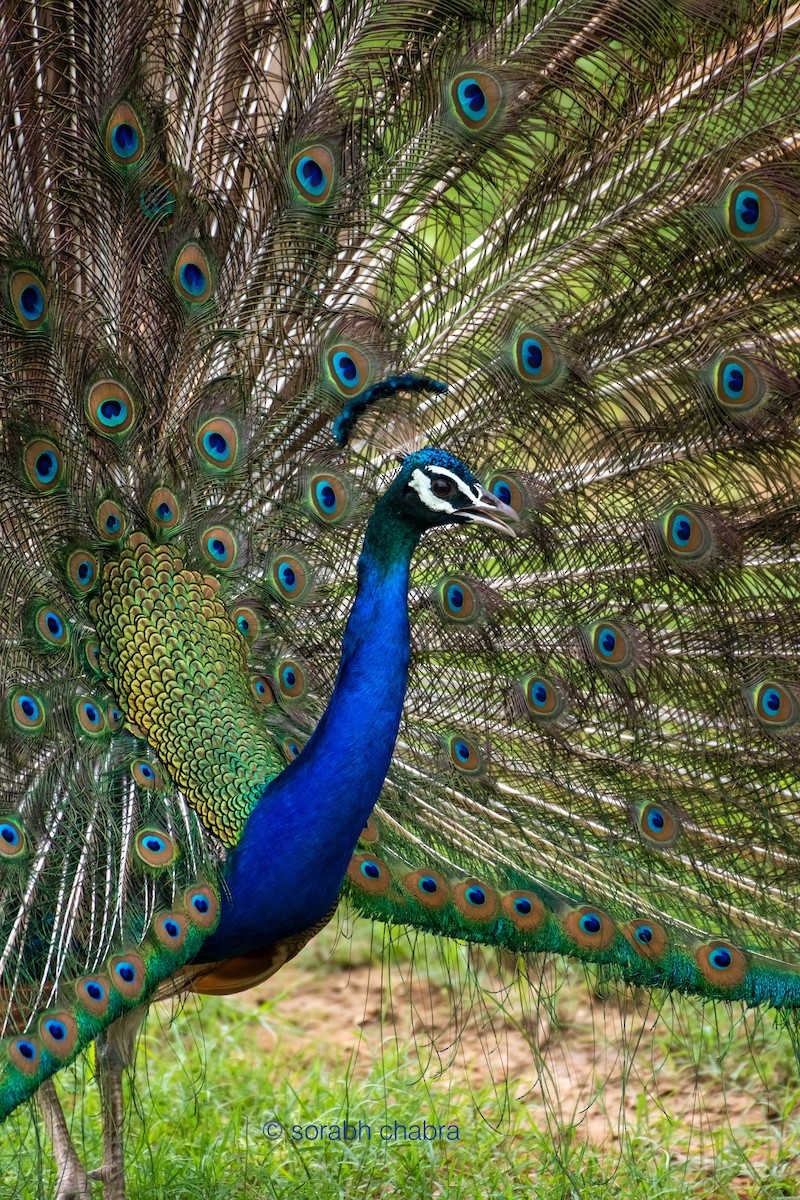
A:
[156,502,172,522]
[85,981,104,1001]
[285,740,300,759]
[634,924,653,944]
[98,398,128,428]
[647,808,665,834]
[530,681,548,708]
[105,514,120,533]
[361,860,381,880]
[419,876,438,894]
[180,262,206,296]
[111,122,139,159]
[0,823,20,847]
[446,584,464,612]
[191,894,210,914]
[597,627,617,657]
[83,703,100,725]
[456,78,487,121]
[144,836,165,854]
[45,612,62,637]
[492,480,512,506]
[19,696,39,721]
[281,666,296,689]
[722,362,745,398]
[16,1040,36,1061]
[163,918,181,938]
[203,430,229,460]
[514,897,532,915]
[115,961,136,984]
[453,739,471,762]
[139,764,155,781]
[20,284,44,320]
[331,351,359,389]
[315,481,337,512]
[762,687,781,715]
[579,912,602,936]
[208,537,227,561]
[734,188,760,232]
[45,1019,67,1041]
[671,515,691,546]
[277,562,297,591]
[709,946,732,970]
[237,615,250,635]
[77,560,92,582]
[35,451,58,484]
[295,155,326,195]
[521,337,543,375]
[465,886,486,906]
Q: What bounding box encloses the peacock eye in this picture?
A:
[431,477,454,499]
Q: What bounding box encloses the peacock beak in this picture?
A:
[458,486,519,538]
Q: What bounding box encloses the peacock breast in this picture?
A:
[92,533,282,845]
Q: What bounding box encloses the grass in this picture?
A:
[3,919,800,1198]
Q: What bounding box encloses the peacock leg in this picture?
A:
[88,1007,146,1200]
[38,1079,92,1200]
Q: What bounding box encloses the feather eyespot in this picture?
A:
[66,550,99,594]
[147,487,180,531]
[8,1037,40,1075]
[76,697,106,735]
[269,554,310,603]
[636,802,679,847]
[131,760,162,789]
[522,674,565,720]
[348,853,391,895]
[34,605,69,648]
[621,919,668,959]
[174,244,212,303]
[447,734,482,774]
[109,952,146,1000]
[75,975,110,1017]
[85,379,136,436]
[107,705,123,730]
[359,816,379,844]
[39,1011,78,1059]
[276,659,306,700]
[451,71,502,130]
[195,418,238,471]
[453,879,498,921]
[403,868,449,909]
[154,911,188,951]
[282,737,302,762]
[9,688,46,732]
[712,355,765,413]
[485,472,526,514]
[135,829,178,868]
[23,439,62,492]
[326,345,371,397]
[234,606,261,642]
[0,818,26,859]
[434,576,479,622]
[250,674,276,706]
[726,183,780,244]
[308,473,351,524]
[82,639,103,676]
[514,332,559,385]
[747,680,799,730]
[184,884,219,929]
[502,891,545,931]
[201,526,237,570]
[96,500,126,541]
[563,905,616,950]
[139,171,175,221]
[10,270,48,330]
[290,145,335,205]
[695,941,747,988]
[105,101,145,165]
[658,506,713,561]
[586,621,633,668]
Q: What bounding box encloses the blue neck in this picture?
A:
[199,507,420,960]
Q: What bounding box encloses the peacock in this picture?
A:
[1,0,799,1193]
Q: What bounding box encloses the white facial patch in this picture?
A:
[408,467,479,513]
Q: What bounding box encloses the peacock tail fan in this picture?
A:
[0,0,799,1189]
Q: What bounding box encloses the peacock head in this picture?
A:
[382,447,518,537]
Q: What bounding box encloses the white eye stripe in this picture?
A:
[408,467,478,512]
